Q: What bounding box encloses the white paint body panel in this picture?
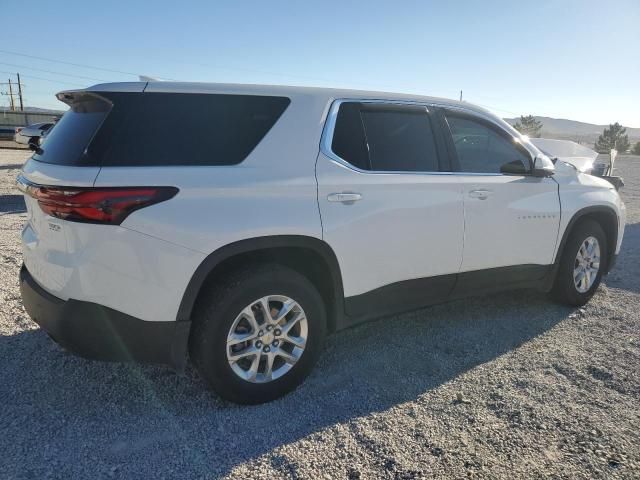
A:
[316,154,464,296]
[22,219,205,323]
[457,175,560,271]
[20,159,205,323]
[553,163,625,255]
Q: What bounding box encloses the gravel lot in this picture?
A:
[1,149,639,479]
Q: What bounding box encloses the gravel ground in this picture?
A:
[1,150,639,479]
[0,140,28,150]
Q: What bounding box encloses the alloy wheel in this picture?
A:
[573,236,601,293]
[226,295,308,383]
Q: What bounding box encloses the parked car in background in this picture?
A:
[18,82,626,404]
[14,122,53,145]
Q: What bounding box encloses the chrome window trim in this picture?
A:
[319,98,529,177]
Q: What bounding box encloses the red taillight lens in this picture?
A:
[17,177,178,225]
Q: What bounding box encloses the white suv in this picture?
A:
[18,82,626,403]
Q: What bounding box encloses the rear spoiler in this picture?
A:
[56,82,148,105]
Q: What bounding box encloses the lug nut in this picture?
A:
[272,340,279,347]
[274,329,282,336]
[255,340,262,348]
[258,330,264,337]
[266,325,273,332]
[263,346,271,353]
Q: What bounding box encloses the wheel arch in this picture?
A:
[177,235,345,332]
[555,206,619,273]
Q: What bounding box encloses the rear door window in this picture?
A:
[331,102,440,172]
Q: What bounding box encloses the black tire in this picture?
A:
[550,219,607,306]
[189,263,326,404]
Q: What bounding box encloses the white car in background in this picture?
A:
[14,122,54,145]
[17,82,626,403]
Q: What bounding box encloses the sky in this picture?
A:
[1,0,639,126]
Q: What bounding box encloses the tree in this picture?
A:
[513,115,543,137]
[633,141,640,155]
[594,123,630,153]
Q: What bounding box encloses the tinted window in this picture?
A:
[445,114,530,173]
[34,92,290,167]
[91,93,290,166]
[331,102,439,172]
[331,102,369,170]
[33,94,110,166]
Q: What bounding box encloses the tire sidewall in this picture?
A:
[556,220,607,306]
[192,266,326,404]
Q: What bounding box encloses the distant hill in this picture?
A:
[22,107,66,114]
[504,116,640,146]
[0,106,66,115]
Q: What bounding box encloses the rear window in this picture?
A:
[32,94,110,166]
[34,92,290,166]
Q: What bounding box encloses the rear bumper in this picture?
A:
[20,265,190,370]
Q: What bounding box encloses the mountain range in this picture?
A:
[504,116,640,145]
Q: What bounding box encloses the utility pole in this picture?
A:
[16,73,24,111]
[8,78,15,111]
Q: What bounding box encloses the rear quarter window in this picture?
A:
[34,92,290,167]
[32,94,110,166]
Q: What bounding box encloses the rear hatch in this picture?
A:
[19,83,146,296]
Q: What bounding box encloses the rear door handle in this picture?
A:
[468,189,492,200]
[327,192,362,204]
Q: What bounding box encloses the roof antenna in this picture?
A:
[459,90,463,101]
[139,75,158,82]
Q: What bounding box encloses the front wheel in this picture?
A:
[189,264,326,404]
[551,219,607,306]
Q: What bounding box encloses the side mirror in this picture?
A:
[500,160,528,175]
[532,155,555,177]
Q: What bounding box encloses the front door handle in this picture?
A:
[327,192,362,204]
[468,189,492,200]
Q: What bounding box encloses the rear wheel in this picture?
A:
[551,219,607,306]
[190,264,326,404]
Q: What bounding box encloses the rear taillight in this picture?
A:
[17,175,178,225]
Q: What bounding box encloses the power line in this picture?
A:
[0,61,109,82]
[0,49,141,77]
[0,49,176,80]
[0,69,85,87]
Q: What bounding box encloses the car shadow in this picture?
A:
[0,163,24,170]
[603,222,639,294]
[1,289,574,478]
